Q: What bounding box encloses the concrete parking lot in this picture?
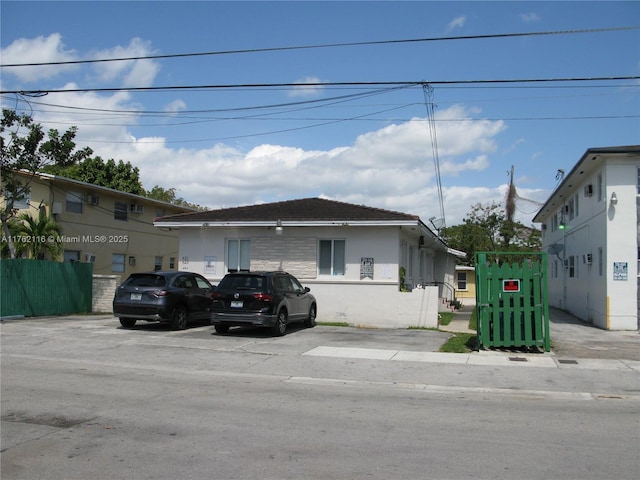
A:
[2,313,639,480]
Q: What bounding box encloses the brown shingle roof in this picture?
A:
[155,197,419,223]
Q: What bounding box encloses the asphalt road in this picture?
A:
[1,316,639,480]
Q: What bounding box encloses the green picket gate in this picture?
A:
[475,252,550,352]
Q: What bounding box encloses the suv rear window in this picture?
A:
[125,274,167,288]
[217,275,265,290]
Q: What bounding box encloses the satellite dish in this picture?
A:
[547,244,564,255]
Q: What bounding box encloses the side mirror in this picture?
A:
[304,287,311,293]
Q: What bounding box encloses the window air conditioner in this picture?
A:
[85,253,96,263]
[130,204,144,214]
[87,195,99,206]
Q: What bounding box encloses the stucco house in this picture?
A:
[154,197,464,328]
[1,171,194,276]
[454,265,476,307]
[532,145,639,330]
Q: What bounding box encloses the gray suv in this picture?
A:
[210,271,317,336]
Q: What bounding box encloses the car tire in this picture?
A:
[272,309,287,336]
[304,304,317,328]
[119,318,137,328]
[214,325,230,334]
[170,306,188,330]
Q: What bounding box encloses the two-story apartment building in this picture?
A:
[2,171,195,277]
[533,146,639,330]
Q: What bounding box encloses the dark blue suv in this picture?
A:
[210,271,317,336]
[113,271,214,330]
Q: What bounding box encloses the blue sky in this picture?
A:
[1,1,639,225]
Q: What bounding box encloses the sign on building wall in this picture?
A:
[360,257,374,280]
[613,262,628,281]
[204,256,216,275]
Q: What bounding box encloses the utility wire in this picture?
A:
[1,26,637,68]
[4,76,639,96]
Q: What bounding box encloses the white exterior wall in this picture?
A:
[541,154,638,330]
[176,225,442,328]
[604,161,638,329]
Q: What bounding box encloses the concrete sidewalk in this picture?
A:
[437,303,640,362]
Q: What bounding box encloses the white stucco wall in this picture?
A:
[541,154,638,330]
[175,225,445,328]
[604,161,638,329]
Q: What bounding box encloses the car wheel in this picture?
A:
[119,318,137,328]
[214,325,230,334]
[170,306,188,330]
[272,309,287,336]
[304,304,317,328]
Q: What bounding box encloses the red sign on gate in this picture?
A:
[502,279,521,292]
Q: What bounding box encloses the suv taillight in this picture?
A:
[252,293,272,302]
[210,292,222,300]
[152,290,169,297]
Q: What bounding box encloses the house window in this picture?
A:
[457,272,468,290]
[227,239,250,272]
[569,256,576,278]
[552,259,558,279]
[114,201,128,221]
[169,257,175,269]
[66,191,83,213]
[7,191,30,210]
[319,239,345,276]
[63,250,80,262]
[551,213,558,232]
[568,195,578,220]
[597,172,604,201]
[112,254,126,273]
[154,256,163,271]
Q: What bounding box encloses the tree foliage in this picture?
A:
[44,156,145,196]
[146,185,207,211]
[1,109,91,258]
[440,201,541,266]
[14,209,63,260]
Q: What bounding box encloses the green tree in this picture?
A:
[441,201,541,266]
[1,109,91,258]
[13,208,63,260]
[146,185,206,211]
[44,156,145,196]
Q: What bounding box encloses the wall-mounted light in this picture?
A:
[610,192,618,205]
[275,219,283,235]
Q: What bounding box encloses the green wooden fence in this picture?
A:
[475,252,550,352]
[1,259,93,317]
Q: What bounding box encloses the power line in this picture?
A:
[1,26,637,68]
[3,76,639,96]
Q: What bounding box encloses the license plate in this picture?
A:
[130,293,142,300]
[230,301,243,308]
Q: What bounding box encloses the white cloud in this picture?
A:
[164,99,186,113]
[0,33,78,82]
[519,12,541,23]
[80,104,508,225]
[90,38,160,87]
[447,16,466,32]
[288,76,325,97]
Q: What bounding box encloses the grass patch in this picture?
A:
[438,312,453,326]
[317,321,350,327]
[439,333,478,353]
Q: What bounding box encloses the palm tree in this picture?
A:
[15,208,63,260]
[1,217,29,258]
